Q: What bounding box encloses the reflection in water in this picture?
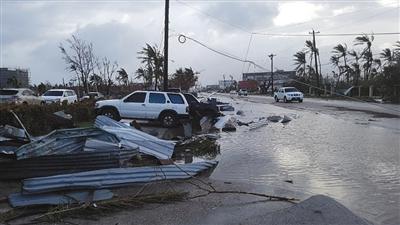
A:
[211,97,399,225]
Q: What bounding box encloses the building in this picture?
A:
[218,80,235,89]
[238,80,258,91]
[242,70,296,88]
[0,68,30,88]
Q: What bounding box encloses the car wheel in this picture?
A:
[283,96,287,103]
[299,99,303,103]
[274,96,279,102]
[22,101,28,105]
[102,108,120,121]
[160,112,177,128]
[40,101,46,105]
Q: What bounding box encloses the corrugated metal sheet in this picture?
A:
[0,148,138,180]
[9,189,113,207]
[14,127,122,160]
[95,116,175,159]
[22,160,218,194]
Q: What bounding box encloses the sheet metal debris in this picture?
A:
[0,125,27,141]
[95,116,175,160]
[14,127,123,160]
[9,190,113,207]
[249,118,269,130]
[0,148,138,180]
[22,160,218,194]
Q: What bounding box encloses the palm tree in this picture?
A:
[332,43,349,83]
[293,51,307,78]
[117,68,129,86]
[330,55,341,85]
[348,50,361,85]
[354,34,374,80]
[135,67,153,89]
[304,40,321,87]
[137,44,164,90]
[380,48,394,66]
[89,74,102,92]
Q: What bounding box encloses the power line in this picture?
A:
[252,32,400,37]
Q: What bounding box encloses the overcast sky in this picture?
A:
[1,0,399,86]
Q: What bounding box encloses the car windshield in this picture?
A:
[0,90,19,95]
[183,94,199,104]
[285,88,299,92]
[43,91,63,96]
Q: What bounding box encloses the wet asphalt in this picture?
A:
[210,94,399,225]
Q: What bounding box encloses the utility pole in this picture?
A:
[309,29,320,91]
[163,0,169,91]
[268,54,276,96]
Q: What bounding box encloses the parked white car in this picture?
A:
[41,89,78,104]
[0,88,41,105]
[95,91,190,127]
[274,87,304,103]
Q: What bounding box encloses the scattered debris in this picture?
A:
[267,115,282,123]
[236,110,244,116]
[0,125,27,141]
[284,180,293,184]
[214,115,237,131]
[95,116,176,160]
[281,115,292,123]
[249,118,268,130]
[0,147,138,180]
[176,135,220,159]
[14,127,124,160]
[218,104,235,112]
[22,160,218,194]
[53,111,72,120]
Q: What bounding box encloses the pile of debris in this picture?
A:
[0,115,218,208]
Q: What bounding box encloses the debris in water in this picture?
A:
[281,115,292,123]
[267,115,282,123]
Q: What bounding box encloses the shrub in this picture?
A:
[0,102,96,136]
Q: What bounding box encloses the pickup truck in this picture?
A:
[95,91,189,127]
[274,87,304,103]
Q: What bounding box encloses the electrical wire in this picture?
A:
[251,32,400,37]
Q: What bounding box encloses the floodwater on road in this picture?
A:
[211,96,400,225]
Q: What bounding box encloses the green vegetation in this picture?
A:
[0,102,96,136]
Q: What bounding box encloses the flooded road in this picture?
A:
[210,95,400,225]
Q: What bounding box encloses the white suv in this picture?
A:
[274,87,304,103]
[41,89,78,104]
[0,88,41,105]
[95,91,189,127]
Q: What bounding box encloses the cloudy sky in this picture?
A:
[1,0,399,86]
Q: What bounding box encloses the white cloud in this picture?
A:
[273,2,323,26]
[377,0,399,7]
[333,6,356,16]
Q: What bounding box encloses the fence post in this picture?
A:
[369,85,374,97]
[358,86,362,97]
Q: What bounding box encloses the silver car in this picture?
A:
[0,88,41,105]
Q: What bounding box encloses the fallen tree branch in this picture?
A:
[189,189,298,203]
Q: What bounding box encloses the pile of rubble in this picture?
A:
[0,116,218,208]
